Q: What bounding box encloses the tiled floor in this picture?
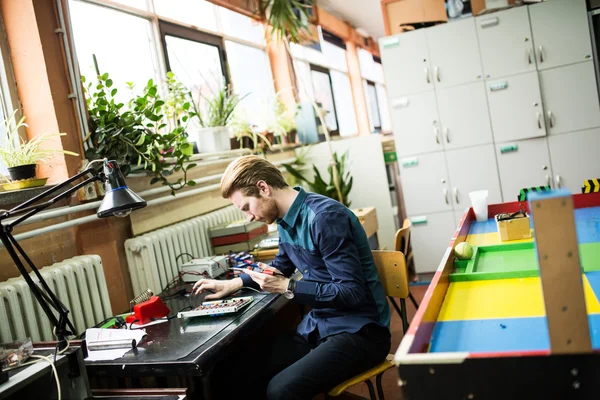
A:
[313,284,428,400]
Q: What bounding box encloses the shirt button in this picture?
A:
[304,270,308,273]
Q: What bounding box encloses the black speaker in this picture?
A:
[0,364,8,385]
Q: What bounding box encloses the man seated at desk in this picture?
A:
[193,156,391,400]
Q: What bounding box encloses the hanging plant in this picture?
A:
[83,57,196,194]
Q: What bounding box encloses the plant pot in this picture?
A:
[191,126,231,153]
[7,164,36,181]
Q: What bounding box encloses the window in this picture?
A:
[0,13,19,175]
[225,41,275,125]
[154,0,219,33]
[310,65,339,137]
[219,7,265,45]
[365,81,381,132]
[69,0,159,102]
[376,84,392,133]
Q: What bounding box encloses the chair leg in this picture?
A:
[400,298,409,333]
[364,379,377,400]
[409,291,419,309]
[388,296,403,318]
[376,372,385,400]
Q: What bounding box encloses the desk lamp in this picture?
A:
[0,159,146,350]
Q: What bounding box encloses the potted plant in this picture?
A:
[191,85,246,153]
[0,110,78,183]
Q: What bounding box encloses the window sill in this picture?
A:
[0,185,57,208]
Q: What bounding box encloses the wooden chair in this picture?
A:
[326,250,410,400]
[394,219,419,310]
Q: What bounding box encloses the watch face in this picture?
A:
[283,291,294,300]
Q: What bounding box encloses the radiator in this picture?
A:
[0,255,112,343]
[125,205,244,297]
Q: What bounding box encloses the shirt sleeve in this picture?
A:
[293,211,370,309]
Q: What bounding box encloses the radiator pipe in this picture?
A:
[3,162,296,243]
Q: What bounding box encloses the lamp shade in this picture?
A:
[97,160,147,218]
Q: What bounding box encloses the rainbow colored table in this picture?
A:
[395,192,600,400]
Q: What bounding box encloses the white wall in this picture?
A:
[302,136,395,250]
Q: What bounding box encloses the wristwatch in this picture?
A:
[284,278,296,299]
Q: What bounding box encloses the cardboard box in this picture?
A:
[352,207,379,239]
[495,212,532,242]
[471,0,516,16]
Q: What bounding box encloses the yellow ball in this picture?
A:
[455,242,474,260]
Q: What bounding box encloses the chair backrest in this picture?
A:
[372,250,409,299]
[394,219,411,255]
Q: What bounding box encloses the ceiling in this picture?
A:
[317,0,386,39]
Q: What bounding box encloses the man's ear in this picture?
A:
[256,180,271,196]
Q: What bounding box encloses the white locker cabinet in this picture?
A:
[548,128,600,193]
[409,212,457,273]
[529,0,593,71]
[476,6,536,79]
[398,152,452,215]
[426,18,483,88]
[391,91,443,156]
[454,209,468,228]
[436,81,494,150]
[486,71,546,142]
[379,31,432,98]
[445,144,503,208]
[539,61,600,135]
[495,137,553,202]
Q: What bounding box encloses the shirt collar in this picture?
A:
[279,186,307,228]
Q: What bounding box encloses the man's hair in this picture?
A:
[220,155,289,198]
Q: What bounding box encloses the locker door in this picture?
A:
[427,18,483,88]
[391,90,443,156]
[399,152,452,215]
[445,144,503,209]
[437,81,493,150]
[380,31,433,98]
[476,6,536,79]
[487,71,546,142]
[539,61,600,135]
[529,0,593,70]
[495,137,553,202]
[549,129,600,193]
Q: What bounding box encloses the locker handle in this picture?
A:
[444,127,450,143]
[547,110,554,128]
[443,188,449,204]
[556,174,561,188]
[546,175,552,188]
[538,45,544,63]
[536,112,542,129]
[435,66,440,82]
[425,68,430,84]
[453,187,459,204]
[433,121,440,144]
[527,48,532,64]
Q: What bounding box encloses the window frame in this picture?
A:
[309,63,340,139]
[158,20,230,85]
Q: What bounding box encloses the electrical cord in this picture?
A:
[175,252,195,265]
[29,354,61,400]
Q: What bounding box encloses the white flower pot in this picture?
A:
[192,126,231,153]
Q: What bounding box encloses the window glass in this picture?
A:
[225,41,274,124]
[112,0,148,9]
[219,7,265,45]
[154,0,218,33]
[366,82,381,131]
[70,0,158,102]
[310,69,338,132]
[321,41,347,72]
[330,71,357,136]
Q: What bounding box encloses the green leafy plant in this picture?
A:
[0,110,78,168]
[83,57,195,194]
[282,151,353,207]
[260,0,316,44]
[195,85,245,128]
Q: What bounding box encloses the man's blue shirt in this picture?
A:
[240,187,390,340]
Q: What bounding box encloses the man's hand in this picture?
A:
[244,263,289,294]
[192,278,243,300]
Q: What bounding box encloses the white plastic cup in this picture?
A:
[469,190,489,222]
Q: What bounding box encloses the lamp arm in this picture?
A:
[3,170,104,229]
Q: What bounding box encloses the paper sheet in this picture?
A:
[85,328,147,361]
